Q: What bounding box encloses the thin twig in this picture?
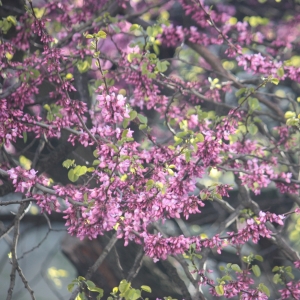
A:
[126,246,144,282]
[7,203,35,300]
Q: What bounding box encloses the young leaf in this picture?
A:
[130,24,140,31]
[252,265,261,277]
[23,131,27,143]
[75,293,85,300]
[215,285,224,296]
[68,169,79,182]
[67,283,74,292]
[119,280,131,293]
[258,283,270,297]
[62,159,75,169]
[96,30,106,38]
[231,264,241,272]
[123,119,129,128]
[271,78,279,85]
[248,123,258,135]
[139,124,147,130]
[77,60,90,73]
[273,273,280,284]
[127,289,141,300]
[137,114,148,124]
[255,255,263,262]
[141,285,152,293]
[86,280,96,289]
[129,110,137,121]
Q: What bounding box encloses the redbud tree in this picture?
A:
[1,0,300,299]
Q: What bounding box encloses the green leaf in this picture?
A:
[119,280,131,293]
[75,293,85,300]
[62,159,75,169]
[32,7,46,19]
[215,285,224,296]
[277,67,284,77]
[84,193,88,202]
[137,114,148,124]
[129,110,137,121]
[284,111,296,119]
[67,283,74,292]
[273,273,280,284]
[258,283,270,297]
[242,256,249,263]
[286,272,295,279]
[231,264,241,272]
[73,165,87,176]
[238,97,246,105]
[130,24,140,31]
[122,129,129,138]
[199,192,207,200]
[123,119,129,128]
[146,26,153,37]
[93,159,100,166]
[78,276,86,281]
[31,69,40,79]
[7,15,17,26]
[286,117,299,126]
[176,131,189,138]
[68,169,79,182]
[89,287,104,294]
[255,255,263,262]
[77,60,90,73]
[146,184,153,191]
[141,63,148,75]
[127,53,138,63]
[248,123,258,135]
[271,78,279,85]
[235,88,246,97]
[127,289,141,300]
[222,275,232,281]
[195,133,204,142]
[248,97,260,110]
[252,265,261,277]
[146,179,154,186]
[272,266,279,272]
[156,60,169,72]
[86,280,96,289]
[174,136,182,145]
[185,151,191,163]
[141,285,152,293]
[96,30,106,39]
[167,168,174,176]
[285,266,292,272]
[107,144,119,152]
[93,150,99,157]
[78,166,87,176]
[139,124,147,130]
[23,131,27,143]
[43,104,51,111]
[153,44,160,55]
[215,193,222,200]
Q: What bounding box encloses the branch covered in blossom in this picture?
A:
[1,0,300,298]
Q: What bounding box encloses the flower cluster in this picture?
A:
[7,167,37,196]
